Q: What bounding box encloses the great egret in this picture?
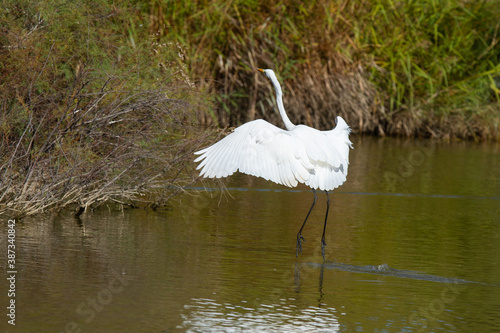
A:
[194,68,352,260]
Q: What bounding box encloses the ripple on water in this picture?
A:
[179,297,340,332]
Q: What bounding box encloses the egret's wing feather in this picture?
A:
[194,120,312,187]
[286,117,352,191]
[326,116,352,175]
[194,116,353,191]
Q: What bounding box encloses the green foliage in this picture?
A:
[358,0,500,113]
[0,0,498,214]
[145,0,500,139]
[0,0,210,216]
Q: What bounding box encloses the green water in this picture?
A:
[1,136,499,332]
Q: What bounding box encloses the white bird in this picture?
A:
[194,68,353,260]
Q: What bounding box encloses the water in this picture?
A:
[1,136,499,332]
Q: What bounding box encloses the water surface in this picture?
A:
[1,136,499,332]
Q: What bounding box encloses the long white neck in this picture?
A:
[271,77,295,131]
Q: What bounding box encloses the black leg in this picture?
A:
[296,189,317,256]
[321,191,330,261]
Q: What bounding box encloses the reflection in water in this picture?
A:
[1,136,499,332]
[179,297,340,332]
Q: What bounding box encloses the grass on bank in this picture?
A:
[154,0,499,140]
[1,0,498,216]
[0,0,212,217]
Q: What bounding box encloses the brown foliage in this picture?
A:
[0,1,212,217]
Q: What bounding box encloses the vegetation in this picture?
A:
[1,0,499,216]
[0,0,212,217]
[157,0,500,140]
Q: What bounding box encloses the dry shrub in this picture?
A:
[0,0,212,217]
[0,68,210,217]
[205,27,380,135]
[160,0,499,140]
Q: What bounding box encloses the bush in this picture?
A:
[156,0,500,140]
[0,0,211,216]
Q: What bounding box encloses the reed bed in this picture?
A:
[1,0,499,216]
[158,0,499,140]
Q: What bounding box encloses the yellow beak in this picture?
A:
[256,68,264,73]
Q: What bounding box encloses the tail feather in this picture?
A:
[330,116,352,147]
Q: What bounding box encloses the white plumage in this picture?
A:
[194,69,352,190]
[194,68,353,260]
[194,117,352,191]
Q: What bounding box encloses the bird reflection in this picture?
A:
[294,262,326,307]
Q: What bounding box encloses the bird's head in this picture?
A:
[257,68,277,81]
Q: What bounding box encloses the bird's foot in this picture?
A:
[321,239,327,261]
[296,234,306,257]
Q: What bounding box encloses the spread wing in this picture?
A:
[194,117,352,190]
[194,119,313,187]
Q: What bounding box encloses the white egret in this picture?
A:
[194,68,352,260]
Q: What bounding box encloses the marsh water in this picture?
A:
[1,136,499,332]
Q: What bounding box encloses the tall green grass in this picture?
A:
[154,0,500,140]
[358,1,499,114]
